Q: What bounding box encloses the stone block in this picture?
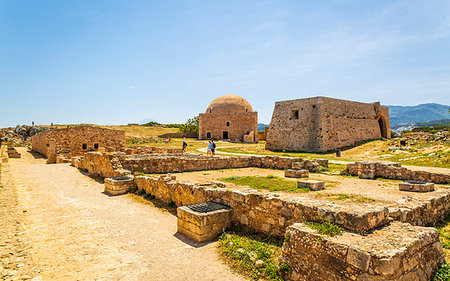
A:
[104,175,135,195]
[297,180,325,191]
[177,202,232,243]
[285,169,309,178]
[399,181,435,192]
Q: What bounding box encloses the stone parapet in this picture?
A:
[279,222,444,281]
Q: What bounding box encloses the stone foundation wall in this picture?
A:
[343,161,450,184]
[135,175,389,235]
[279,222,444,281]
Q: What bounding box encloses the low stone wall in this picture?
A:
[158,132,198,139]
[123,146,185,155]
[343,161,450,184]
[135,175,389,234]
[279,222,444,281]
[121,154,326,174]
[389,189,450,226]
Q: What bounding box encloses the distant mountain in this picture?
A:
[387,103,449,124]
[258,123,270,131]
[138,118,157,125]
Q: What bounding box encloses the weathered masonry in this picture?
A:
[31,126,125,163]
[199,94,258,142]
[266,97,390,152]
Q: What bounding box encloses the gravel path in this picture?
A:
[1,148,244,281]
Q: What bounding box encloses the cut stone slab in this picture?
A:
[279,221,444,281]
[285,169,309,178]
[399,181,435,192]
[177,201,232,243]
[297,180,325,191]
[104,175,135,195]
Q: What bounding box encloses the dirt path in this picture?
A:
[1,148,244,281]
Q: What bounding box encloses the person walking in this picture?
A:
[182,140,188,152]
[207,141,212,156]
[211,140,216,156]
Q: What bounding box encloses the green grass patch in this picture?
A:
[218,232,284,281]
[434,263,450,281]
[305,221,343,236]
[316,193,376,203]
[220,175,309,193]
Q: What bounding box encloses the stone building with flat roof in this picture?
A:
[31,125,125,163]
[266,96,390,153]
[198,94,258,142]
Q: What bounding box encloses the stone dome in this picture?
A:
[206,94,253,114]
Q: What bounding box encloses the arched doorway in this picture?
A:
[378,116,387,138]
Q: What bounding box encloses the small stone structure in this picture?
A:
[198,94,258,142]
[279,222,444,281]
[297,180,324,191]
[177,202,232,242]
[399,181,435,192]
[6,147,21,158]
[343,161,450,184]
[104,176,135,195]
[285,169,309,178]
[266,97,390,152]
[31,125,125,163]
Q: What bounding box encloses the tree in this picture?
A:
[179,116,199,133]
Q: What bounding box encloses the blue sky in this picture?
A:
[1,0,449,127]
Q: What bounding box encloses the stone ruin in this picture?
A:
[31,125,125,164]
[65,149,448,280]
[26,132,450,280]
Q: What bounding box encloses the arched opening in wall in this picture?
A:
[206,132,211,139]
[378,116,387,138]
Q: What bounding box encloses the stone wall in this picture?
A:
[199,112,258,142]
[343,161,450,184]
[135,175,389,234]
[279,222,444,281]
[31,126,125,161]
[157,132,198,139]
[119,154,325,174]
[266,97,390,152]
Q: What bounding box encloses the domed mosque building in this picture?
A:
[198,94,258,142]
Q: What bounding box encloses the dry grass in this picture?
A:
[100,125,178,138]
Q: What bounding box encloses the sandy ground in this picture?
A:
[175,167,449,207]
[1,148,244,281]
